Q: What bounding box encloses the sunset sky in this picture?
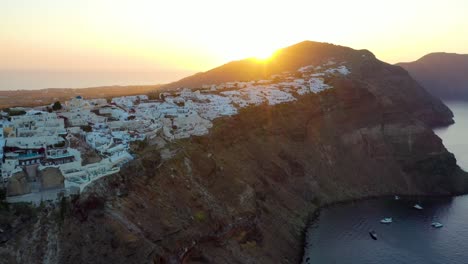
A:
[1,0,468,90]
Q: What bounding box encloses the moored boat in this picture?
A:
[380,217,393,224]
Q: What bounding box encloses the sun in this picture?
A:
[251,49,278,62]
[253,50,275,60]
[223,45,280,64]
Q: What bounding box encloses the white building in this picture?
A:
[65,96,92,110]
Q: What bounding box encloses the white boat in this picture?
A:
[380,217,393,224]
[394,195,400,200]
[413,204,423,210]
[431,222,443,228]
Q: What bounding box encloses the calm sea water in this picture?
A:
[434,101,468,171]
[0,70,193,90]
[302,101,468,264]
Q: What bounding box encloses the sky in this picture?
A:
[1,0,468,90]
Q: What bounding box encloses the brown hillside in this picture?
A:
[162,41,375,89]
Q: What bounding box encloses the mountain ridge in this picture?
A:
[161,41,376,89]
[397,52,468,100]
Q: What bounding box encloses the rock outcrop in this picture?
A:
[1,41,467,264]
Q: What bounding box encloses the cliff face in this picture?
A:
[1,42,467,264]
[397,53,468,101]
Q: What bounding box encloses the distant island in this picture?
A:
[397,53,468,101]
[0,84,162,109]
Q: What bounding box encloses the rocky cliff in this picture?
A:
[1,41,467,264]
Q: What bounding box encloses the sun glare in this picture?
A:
[253,50,276,61]
[251,49,279,62]
[224,43,281,63]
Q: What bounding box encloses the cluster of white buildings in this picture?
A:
[1,60,350,200]
[0,112,70,180]
[0,96,139,196]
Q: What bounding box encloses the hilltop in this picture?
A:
[163,41,452,127]
[397,53,468,100]
[162,41,375,89]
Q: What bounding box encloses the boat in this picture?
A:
[394,195,400,200]
[369,230,378,240]
[413,204,423,210]
[431,222,443,228]
[380,217,393,224]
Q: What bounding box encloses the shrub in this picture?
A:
[80,125,92,132]
[0,188,7,211]
[59,196,68,220]
[12,203,37,218]
[7,109,26,116]
[194,211,206,222]
[53,141,66,148]
[52,101,62,111]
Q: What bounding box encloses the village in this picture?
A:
[0,61,350,204]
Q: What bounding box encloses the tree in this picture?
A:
[0,188,6,201]
[7,109,26,116]
[0,188,7,211]
[52,101,62,111]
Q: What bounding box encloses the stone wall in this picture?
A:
[6,171,31,196]
[39,167,65,190]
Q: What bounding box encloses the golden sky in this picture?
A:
[1,0,468,88]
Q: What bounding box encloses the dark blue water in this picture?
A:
[302,197,468,264]
[302,101,468,264]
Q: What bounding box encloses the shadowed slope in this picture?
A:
[397,53,468,100]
